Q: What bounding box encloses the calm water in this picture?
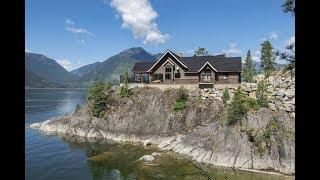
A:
[25,89,293,180]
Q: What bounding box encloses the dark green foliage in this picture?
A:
[222,87,230,104]
[118,69,133,98]
[75,104,81,113]
[177,87,188,101]
[244,97,261,111]
[242,50,256,82]
[276,43,295,71]
[282,0,295,15]
[226,87,248,126]
[263,117,280,141]
[226,87,262,126]
[260,41,276,77]
[173,100,187,111]
[193,47,209,57]
[87,80,113,118]
[173,87,188,111]
[256,81,269,107]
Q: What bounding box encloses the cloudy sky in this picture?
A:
[25,0,294,71]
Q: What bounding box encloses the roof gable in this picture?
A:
[197,62,218,72]
[147,51,187,72]
[132,51,241,73]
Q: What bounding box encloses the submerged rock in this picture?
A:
[139,155,155,163]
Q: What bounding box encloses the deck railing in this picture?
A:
[120,74,149,83]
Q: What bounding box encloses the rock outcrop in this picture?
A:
[200,71,295,117]
[30,85,295,175]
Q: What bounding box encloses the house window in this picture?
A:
[223,75,229,80]
[165,66,172,79]
[203,68,211,73]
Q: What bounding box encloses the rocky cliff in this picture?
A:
[201,70,295,118]
[30,77,295,175]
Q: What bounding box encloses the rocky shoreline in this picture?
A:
[30,84,294,176]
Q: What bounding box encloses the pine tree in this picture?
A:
[260,40,276,76]
[193,47,209,57]
[243,50,256,82]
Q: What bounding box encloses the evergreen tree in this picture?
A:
[222,87,230,104]
[193,47,209,57]
[243,50,256,82]
[260,40,276,76]
[282,0,295,16]
[118,69,133,98]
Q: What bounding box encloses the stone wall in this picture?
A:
[199,73,295,117]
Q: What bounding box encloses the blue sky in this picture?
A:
[25,0,294,71]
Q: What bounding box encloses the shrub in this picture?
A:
[222,87,230,104]
[118,69,133,98]
[256,80,269,107]
[173,87,188,111]
[177,86,188,101]
[244,97,260,111]
[87,80,113,118]
[173,99,187,111]
[226,86,248,126]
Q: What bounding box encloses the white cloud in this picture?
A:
[64,18,94,38]
[65,19,75,25]
[65,26,94,36]
[57,59,72,71]
[25,48,29,52]
[269,32,278,40]
[286,35,295,45]
[109,0,169,44]
[222,42,242,56]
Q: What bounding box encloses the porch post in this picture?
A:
[140,73,142,83]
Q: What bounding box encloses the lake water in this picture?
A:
[25,89,293,180]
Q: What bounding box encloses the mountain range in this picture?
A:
[25,47,286,88]
[25,47,157,88]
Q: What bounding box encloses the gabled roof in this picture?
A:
[181,56,242,72]
[132,62,154,73]
[132,51,242,73]
[147,50,187,72]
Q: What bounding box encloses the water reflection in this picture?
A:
[61,136,293,180]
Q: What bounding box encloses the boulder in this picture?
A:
[268,103,277,111]
[139,155,155,163]
[253,74,265,82]
[249,91,256,99]
[151,152,161,156]
[285,89,295,99]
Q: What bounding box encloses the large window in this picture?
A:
[165,66,172,79]
[165,67,172,73]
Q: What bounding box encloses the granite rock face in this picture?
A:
[200,71,295,116]
[30,86,295,175]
